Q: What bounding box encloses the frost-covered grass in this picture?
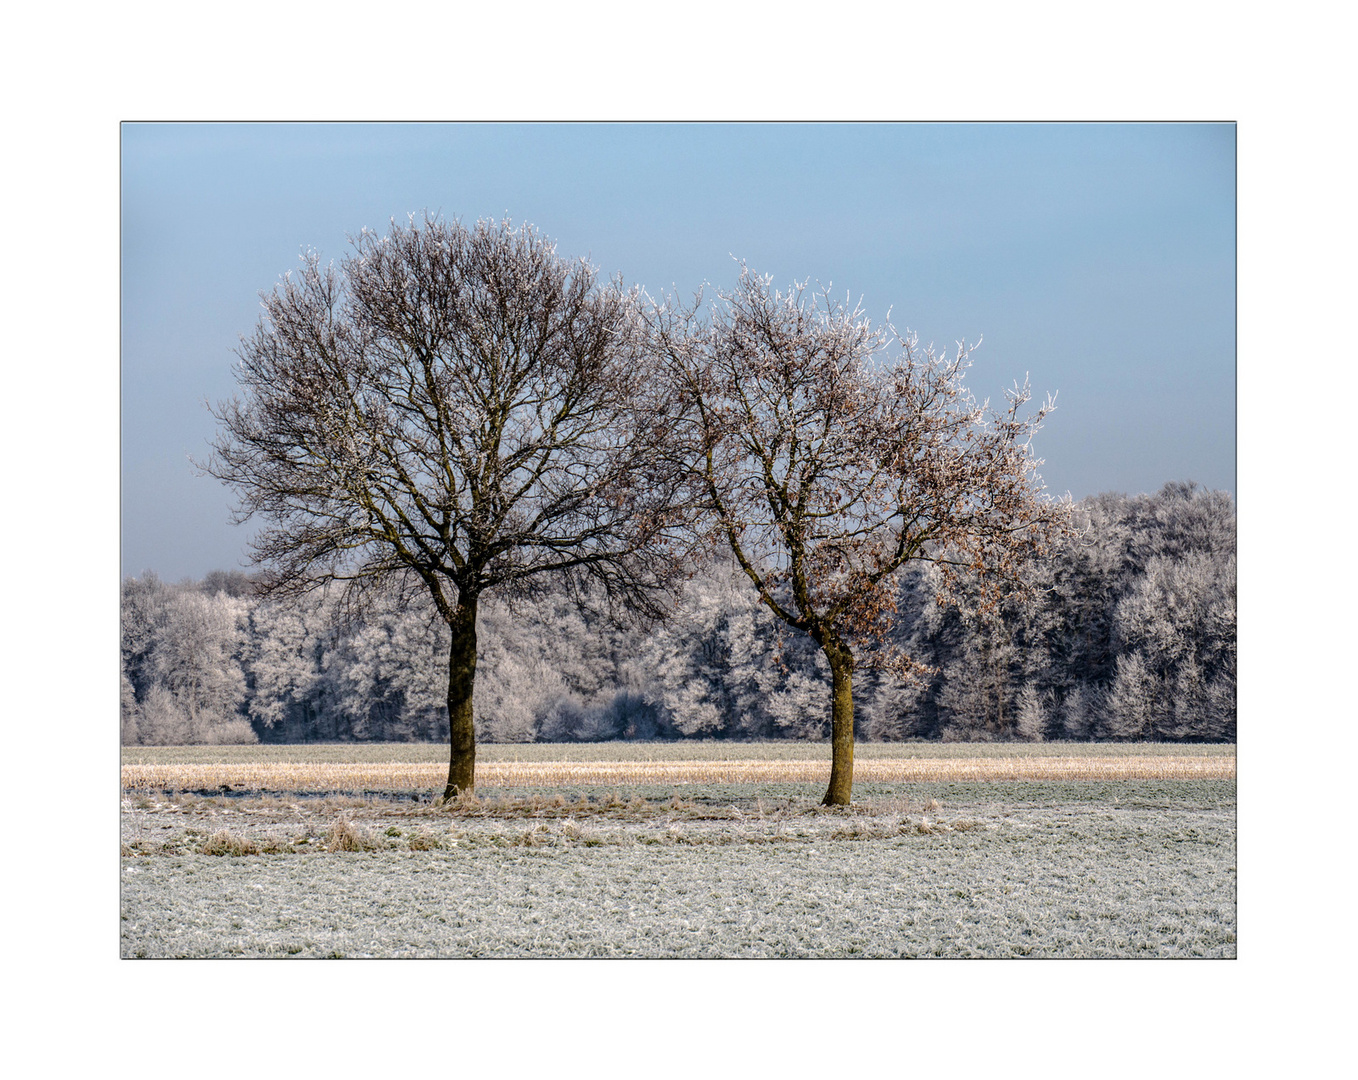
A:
[122,740,1236,765]
[120,778,1235,958]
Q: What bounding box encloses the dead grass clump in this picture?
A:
[521,793,570,815]
[556,819,610,845]
[830,822,880,841]
[437,792,481,814]
[326,819,376,852]
[406,830,441,851]
[201,830,261,857]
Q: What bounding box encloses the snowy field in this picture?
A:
[120,751,1235,958]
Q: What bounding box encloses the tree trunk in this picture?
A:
[442,597,479,800]
[821,640,856,806]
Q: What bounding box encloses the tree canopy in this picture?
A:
[647,268,1070,802]
[208,215,690,797]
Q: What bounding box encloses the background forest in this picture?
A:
[120,482,1235,746]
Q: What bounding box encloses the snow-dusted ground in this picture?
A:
[120,781,1235,958]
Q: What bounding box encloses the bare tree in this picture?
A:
[208,216,688,798]
[649,267,1069,804]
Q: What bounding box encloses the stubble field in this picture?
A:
[120,742,1236,959]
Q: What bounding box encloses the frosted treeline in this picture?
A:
[121,482,1235,745]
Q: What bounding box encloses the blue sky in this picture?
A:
[121,122,1235,581]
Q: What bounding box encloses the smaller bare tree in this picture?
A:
[208,215,690,798]
[649,267,1070,804]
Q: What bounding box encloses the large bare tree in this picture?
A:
[649,267,1070,804]
[208,216,688,798]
